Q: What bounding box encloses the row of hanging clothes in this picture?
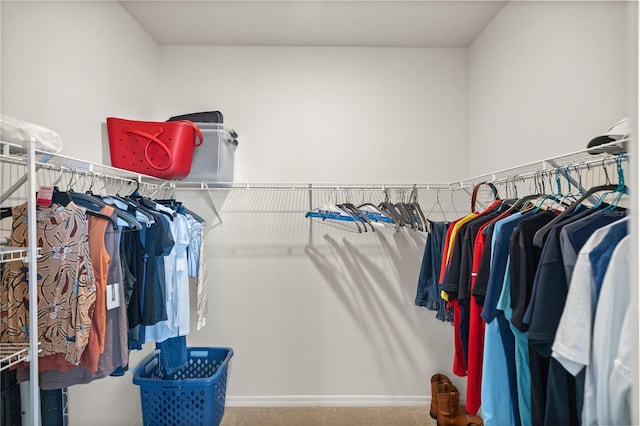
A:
[305,187,430,232]
[415,155,630,426]
[0,167,208,388]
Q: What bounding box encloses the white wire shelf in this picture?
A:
[173,182,452,191]
[450,140,629,188]
[3,139,627,194]
[0,342,40,372]
[0,247,40,264]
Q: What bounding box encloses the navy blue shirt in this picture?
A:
[481,211,535,323]
[589,216,629,297]
[508,211,556,332]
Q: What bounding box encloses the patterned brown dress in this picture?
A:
[0,202,96,365]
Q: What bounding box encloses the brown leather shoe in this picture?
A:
[436,383,483,426]
[430,374,452,419]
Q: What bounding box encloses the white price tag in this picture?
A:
[106,283,120,310]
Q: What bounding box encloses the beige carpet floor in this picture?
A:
[219,406,437,426]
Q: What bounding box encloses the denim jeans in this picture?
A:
[415,221,452,322]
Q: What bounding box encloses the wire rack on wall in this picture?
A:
[0,141,169,205]
[1,140,629,228]
[451,141,629,189]
[172,141,629,226]
[199,184,473,222]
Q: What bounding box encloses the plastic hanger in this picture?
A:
[395,201,416,230]
[72,172,142,231]
[529,169,565,213]
[357,203,394,225]
[408,186,427,232]
[128,185,175,221]
[470,181,499,213]
[533,161,628,248]
[354,189,393,226]
[378,189,403,229]
[305,190,364,233]
[339,192,371,232]
[338,203,367,232]
[552,166,580,209]
[1,207,12,220]
[521,169,572,214]
[84,210,118,230]
[601,155,628,211]
[306,205,363,233]
[393,189,420,230]
[156,197,207,225]
[51,186,72,206]
[498,175,540,215]
[101,177,155,226]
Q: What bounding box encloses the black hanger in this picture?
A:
[183,207,206,225]
[51,186,72,206]
[101,194,155,227]
[1,207,11,220]
[128,191,175,221]
[156,198,207,225]
[155,198,180,208]
[128,178,140,196]
[502,173,543,214]
[85,210,117,230]
[532,183,628,248]
[69,189,108,210]
[69,189,142,231]
[127,198,164,221]
[504,194,541,214]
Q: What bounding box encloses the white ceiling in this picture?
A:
[120,1,507,47]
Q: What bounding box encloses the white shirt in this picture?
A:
[144,212,191,342]
[609,305,631,426]
[585,236,630,426]
[551,219,628,376]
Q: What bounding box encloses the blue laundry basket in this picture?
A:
[133,347,233,426]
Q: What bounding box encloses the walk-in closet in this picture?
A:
[1,1,638,425]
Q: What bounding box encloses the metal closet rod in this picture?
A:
[480,153,628,188]
[172,182,452,191]
[0,151,166,203]
[0,141,167,183]
[174,142,629,192]
[1,140,629,194]
[449,141,629,189]
[0,158,163,196]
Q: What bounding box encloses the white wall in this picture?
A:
[0,0,159,164]
[467,3,638,424]
[184,196,465,404]
[1,2,160,425]
[158,46,469,183]
[468,1,631,176]
[1,9,471,424]
[159,46,470,408]
[0,1,635,425]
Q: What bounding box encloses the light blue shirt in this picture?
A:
[498,257,532,426]
[481,317,516,426]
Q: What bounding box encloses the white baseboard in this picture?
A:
[225,395,431,407]
[225,394,469,408]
